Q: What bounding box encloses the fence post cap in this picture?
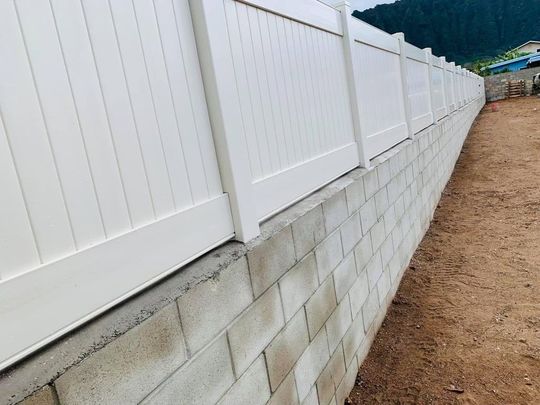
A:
[331,1,351,8]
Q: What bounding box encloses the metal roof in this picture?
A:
[487,51,540,69]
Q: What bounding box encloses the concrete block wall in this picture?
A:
[2,98,484,405]
[484,66,540,101]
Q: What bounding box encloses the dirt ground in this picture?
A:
[349,97,540,405]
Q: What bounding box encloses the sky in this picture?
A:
[350,0,397,11]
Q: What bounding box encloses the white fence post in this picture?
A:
[424,47,436,124]
[393,32,414,139]
[439,56,448,117]
[334,1,370,168]
[189,0,259,242]
[450,61,457,109]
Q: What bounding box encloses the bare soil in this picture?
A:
[349,97,540,405]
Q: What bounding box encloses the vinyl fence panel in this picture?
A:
[445,61,457,112]
[404,43,433,134]
[431,55,447,121]
[350,18,409,159]
[217,0,359,220]
[0,0,233,370]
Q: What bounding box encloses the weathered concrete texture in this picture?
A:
[3,98,484,405]
[18,387,57,405]
[484,66,540,101]
[55,305,187,405]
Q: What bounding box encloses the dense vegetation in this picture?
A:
[353,0,540,64]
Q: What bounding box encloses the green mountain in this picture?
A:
[352,0,540,64]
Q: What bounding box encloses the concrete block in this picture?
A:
[292,206,326,259]
[317,344,346,405]
[56,305,187,405]
[342,309,365,366]
[301,385,319,405]
[359,198,377,233]
[279,253,319,321]
[340,213,362,255]
[370,220,386,252]
[315,231,343,282]
[405,164,414,186]
[228,286,285,376]
[353,236,372,274]
[265,310,310,391]
[19,386,57,405]
[248,226,296,298]
[335,358,358,405]
[305,276,337,339]
[376,160,391,186]
[388,252,402,284]
[267,372,299,405]
[217,356,270,405]
[397,170,407,195]
[386,174,401,205]
[374,188,389,218]
[362,169,379,200]
[383,206,397,236]
[376,270,391,305]
[380,236,394,268]
[333,254,357,303]
[348,271,369,318]
[362,290,380,332]
[389,154,401,177]
[395,194,405,219]
[345,179,366,215]
[391,220,403,250]
[325,298,352,354]
[177,258,253,354]
[322,191,348,234]
[294,328,330,402]
[141,335,234,405]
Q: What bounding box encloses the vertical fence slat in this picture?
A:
[0,0,75,263]
[50,0,132,238]
[0,114,41,279]
[82,0,156,227]
[16,0,106,248]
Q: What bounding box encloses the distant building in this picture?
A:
[514,40,540,54]
[485,51,540,74]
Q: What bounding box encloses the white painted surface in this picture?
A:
[0,0,484,370]
[223,0,358,219]
[404,43,432,134]
[0,0,232,369]
[351,18,408,157]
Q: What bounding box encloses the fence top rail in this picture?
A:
[235,0,343,35]
[350,17,400,54]
[404,42,427,63]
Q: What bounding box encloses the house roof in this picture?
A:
[515,40,540,50]
[486,51,540,70]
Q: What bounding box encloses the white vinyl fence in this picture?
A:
[0,0,484,370]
